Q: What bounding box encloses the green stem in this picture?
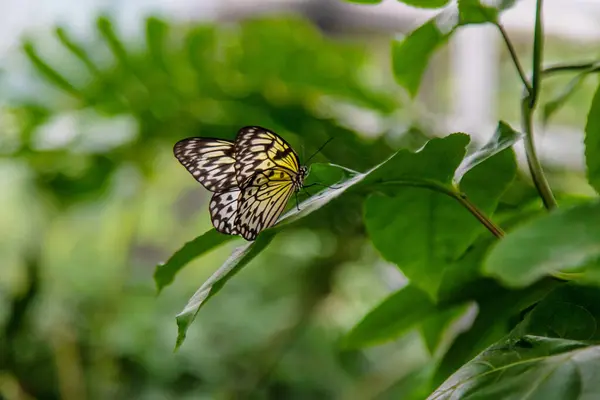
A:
[381,180,505,239]
[530,0,544,108]
[495,22,532,95]
[543,61,600,76]
[521,99,557,210]
[498,0,557,210]
[519,0,557,210]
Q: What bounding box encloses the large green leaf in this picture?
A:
[585,81,600,193]
[342,285,438,348]
[432,278,560,388]
[431,337,600,399]
[365,132,515,298]
[484,201,600,288]
[430,285,600,399]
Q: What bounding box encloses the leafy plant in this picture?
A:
[151,0,600,398]
[6,0,600,397]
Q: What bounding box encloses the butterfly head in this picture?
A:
[297,165,309,187]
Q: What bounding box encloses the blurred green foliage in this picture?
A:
[0,14,412,399]
[3,1,600,398]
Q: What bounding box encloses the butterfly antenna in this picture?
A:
[305,137,334,164]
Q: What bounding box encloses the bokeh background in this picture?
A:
[1,0,599,399]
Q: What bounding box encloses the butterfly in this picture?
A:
[173,126,312,241]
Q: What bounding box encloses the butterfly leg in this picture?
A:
[295,191,300,211]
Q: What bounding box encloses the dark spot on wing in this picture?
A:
[274,148,292,160]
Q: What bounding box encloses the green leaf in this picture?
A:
[343,0,383,3]
[436,239,496,304]
[365,133,515,298]
[431,337,599,399]
[145,17,169,72]
[430,285,600,399]
[153,229,235,293]
[585,81,600,193]
[55,27,102,77]
[393,1,521,96]
[512,284,600,341]
[398,0,450,8]
[484,201,600,288]
[454,121,522,183]
[364,133,470,185]
[22,40,82,98]
[420,303,471,356]
[458,0,498,24]
[97,16,132,69]
[433,278,559,387]
[392,18,455,97]
[175,231,276,350]
[342,285,437,348]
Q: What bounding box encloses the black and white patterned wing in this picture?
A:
[233,126,301,186]
[209,188,241,235]
[235,169,297,241]
[173,137,237,192]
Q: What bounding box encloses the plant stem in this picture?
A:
[520,0,557,210]
[498,0,557,210]
[521,98,557,210]
[543,61,600,76]
[530,0,544,108]
[381,180,505,239]
[454,193,505,238]
[495,22,532,96]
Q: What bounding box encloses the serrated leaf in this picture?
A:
[175,231,276,350]
[153,229,235,293]
[454,121,522,183]
[342,285,437,348]
[484,201,600,288]
[365,133,515,299]
[585,81,600,194]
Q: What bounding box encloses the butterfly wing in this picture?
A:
[173,137,237,192]
[234,126,301,185]
[209,187,241,235]
[236,169,297,241]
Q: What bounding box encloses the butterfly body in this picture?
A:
[174,126,307,241]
